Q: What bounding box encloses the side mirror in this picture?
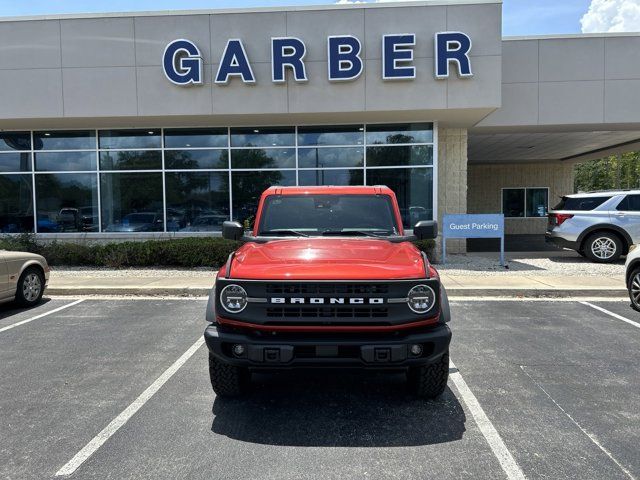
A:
[222,221,244,241]
[414,220,438,240]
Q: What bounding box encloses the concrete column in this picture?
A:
[437,128,468,256]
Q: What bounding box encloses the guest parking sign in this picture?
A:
[442,214,505,266]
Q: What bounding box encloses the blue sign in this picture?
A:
[162,31,473,86]
[442,214,505,266]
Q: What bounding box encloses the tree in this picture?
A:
[574,151,640,192]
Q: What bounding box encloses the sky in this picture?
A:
[0,0,638,36]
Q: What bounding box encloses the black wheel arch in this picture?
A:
[578,225,631,254]
[439,284,451,323]
[626,259,640,287]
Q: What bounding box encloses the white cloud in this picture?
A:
[581,0,640,33]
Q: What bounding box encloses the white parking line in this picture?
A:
[0,299,84,334]
[580,301,640,330]
[521,366,636,480]
[449,359,527,480]
[55,336,205,477]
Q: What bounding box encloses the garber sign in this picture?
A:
[162,32,473,86]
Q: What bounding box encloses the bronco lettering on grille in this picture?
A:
[270,297,385,305]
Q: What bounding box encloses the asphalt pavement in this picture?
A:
[0,296,638,479]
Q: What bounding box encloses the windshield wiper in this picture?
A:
[321,230,389,238]
[260,229,310,237]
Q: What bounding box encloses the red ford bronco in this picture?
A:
[204,186,451,399]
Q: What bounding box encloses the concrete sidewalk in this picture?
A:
[45,271,627,298]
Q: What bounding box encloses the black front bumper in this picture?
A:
[204,324,451,369]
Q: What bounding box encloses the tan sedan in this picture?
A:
[0,251,50,306]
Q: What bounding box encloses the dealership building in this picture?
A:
[1,0,640,252]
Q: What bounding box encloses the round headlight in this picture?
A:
[220,284,248,313]
[407,284,436,314]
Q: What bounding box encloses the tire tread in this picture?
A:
[208,353,249,397]
[408,351,449,399]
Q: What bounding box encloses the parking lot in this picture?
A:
[1,296,639,480]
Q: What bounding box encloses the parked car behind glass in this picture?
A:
[546,190,640,263]
[104,212,163,232]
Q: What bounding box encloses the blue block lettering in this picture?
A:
[215,39,256,84]
[435,32,473,79]
[327,35,363,82]
[163,39,203,86]
[382,34,416,80]
[272,37,308,83]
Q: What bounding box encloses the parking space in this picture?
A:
[0,297,638,479]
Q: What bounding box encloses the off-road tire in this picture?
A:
[15,267,45,307]
[408,351,449,399]
[584,232,623,263]
[208,353,249,397]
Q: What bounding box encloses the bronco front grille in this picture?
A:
[265,283,389,295]
[266,306,389,318]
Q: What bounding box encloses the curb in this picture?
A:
[45,287,629,298]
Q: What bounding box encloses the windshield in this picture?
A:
[258,194,399,236]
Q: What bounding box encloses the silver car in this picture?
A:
[0,250,50,306]
[546,190,640,263]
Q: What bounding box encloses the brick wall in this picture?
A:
[467,162,575,234]
[437,128,468,254]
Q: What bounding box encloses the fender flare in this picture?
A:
[439,284,451,323]
[205,273,219,324]
[577,224,632,250]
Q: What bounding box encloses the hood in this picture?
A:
[0,250,45,262]
[228,238,427,280]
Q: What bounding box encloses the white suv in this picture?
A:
[546,190,640,263]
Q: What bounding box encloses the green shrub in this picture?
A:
[0,235,241,269]
[0,234,435,268]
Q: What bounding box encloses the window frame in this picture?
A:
[501,187,550,219]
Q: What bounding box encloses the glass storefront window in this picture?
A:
[366,145,433,167]
[164,128,228,149]
[165,172,229,232]
[99,129,161,150]
[230,127,295,147]
[231,149,295,169]
[526,188,549,217]
[0,132,30,151]
[298,169,364,186]
[100,173,163,232]
[366,123,433,145]
[35,173,98,232]
[502,189,525,218]
[232,170,296,228]
[34,131,95,150]
[165,150,228,170]
[99,151,162,170]
[35,152,96,172]
[298,147,363,168]
[0,123,435,234]
[366,168,433,228]
[0,152,31,172]
[0,174,34,233]
[503,188,549,218]
[298,125,364,146]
